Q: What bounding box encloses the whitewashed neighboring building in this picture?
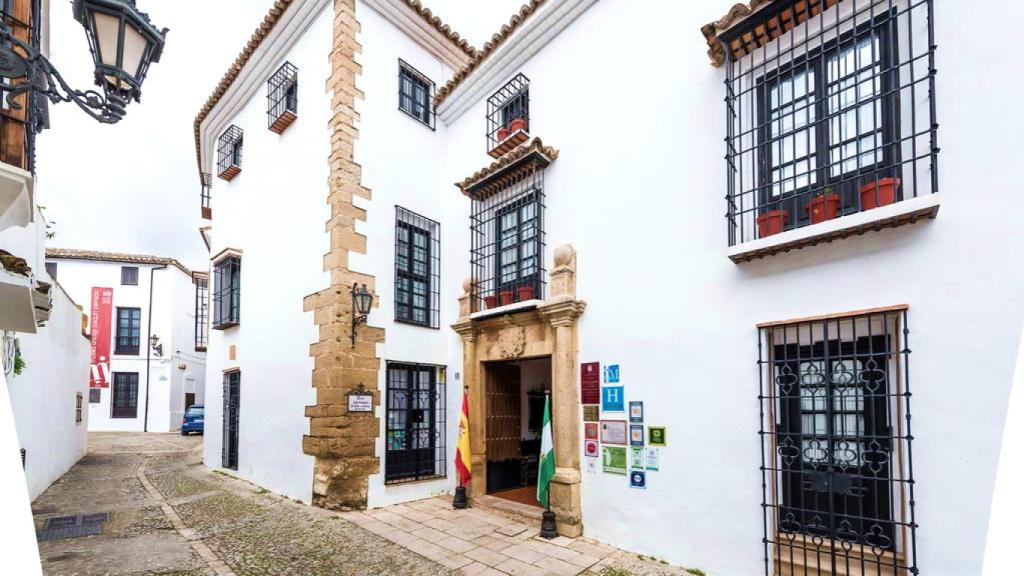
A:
[192,1,1024,575]
[45,249,207,433]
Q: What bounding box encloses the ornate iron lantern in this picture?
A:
[351,283,373,347]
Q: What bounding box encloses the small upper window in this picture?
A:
[398,60,435,129]
[121,266,139,286]
[217,125,244,181]
[486,74,530,158]
[268,62,298,134]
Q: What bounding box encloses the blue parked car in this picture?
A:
[181,404,204,435]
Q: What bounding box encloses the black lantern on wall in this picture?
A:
[351,283,373,347]
[0,0,167,126]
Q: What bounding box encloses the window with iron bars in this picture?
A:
[111,372,139,419]
[212,256,241,330]
[385,362,446,484]
[217,125,244,181]
[268,62,298,134]
[723,0,938,246]
[758,307,917,576]
[195,275,208,351]
[398,59,435,129]
[469,160,546,311]
[222,370,240,470]
[486,74,530,157]
[395,206,440,328]
[200,172,212,219]
[115,307,141,355]
[0,0,42,173]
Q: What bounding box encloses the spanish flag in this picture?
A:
[455,390,472,486]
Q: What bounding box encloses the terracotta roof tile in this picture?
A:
[456,137,558,197]
[434,0,546,107]
[46,248,194,276]
[701,0,841,67]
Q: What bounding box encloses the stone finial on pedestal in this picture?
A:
[458,277,474,318]
[549,244,577,299]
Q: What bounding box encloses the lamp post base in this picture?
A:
[539,510,558,539]
[452,486,468,510]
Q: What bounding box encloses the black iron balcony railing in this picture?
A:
[486,74,529,158]
[114,336,139,355]
[217,125,243,181]
[268,61,298,134]
[723,0,937,246]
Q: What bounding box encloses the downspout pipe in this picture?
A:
[143,264,168,432]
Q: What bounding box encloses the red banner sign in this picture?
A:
[581,362,600,405]
[89,287,113,389]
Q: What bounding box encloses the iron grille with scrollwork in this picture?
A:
[385,362,446,484]
[758,308,917,576]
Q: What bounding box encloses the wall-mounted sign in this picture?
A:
[583,405,600,422]
[581,362,600,404]
[600,420,628,445]
[629,401,644,423]
[347,384,373,413]
[630,446,644,469]
[604,364,620,384]
[630,470,647,489]
[584,439,599,457]
[602,446,627,474]
[645,448,660,471]
[585,457,598,473]
[584,422,599,440]
[602,386,624,412]
[630,424,645,447]
[648,426,667,447]
[88,287,113,389]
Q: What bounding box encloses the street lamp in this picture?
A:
[351,283,373,347]
[0,0,167,126]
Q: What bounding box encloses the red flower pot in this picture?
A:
[496,127,510,141]
[860,178,901,210]
[757,210,789,238]
[484,295,498,309]
[807,193,841,224]
[509,117,527,133]
[517,286,535,302]
[499,290,515,306]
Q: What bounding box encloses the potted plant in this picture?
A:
[807,187,841,224]
[484,295,498,309]
[517,285,535,302]
[860,177,901,210]
[496,126,510,142]
[510,117,527,133]
[499,290,515,306]
[757,209,789,238]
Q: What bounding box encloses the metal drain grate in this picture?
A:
[37,513,109,542]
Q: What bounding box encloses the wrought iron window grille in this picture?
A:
[111,372,139,419]
[468,156,547,312]
[398,59,435,129]
[722,0,938,247]
[758,307,917,576]
[385,362,447,484]
[268,61,298,133]
[200,171,212,219]
[114,307,141,355]
[212,256,240,330]
[216,125,243,181]
[486,73,530,157]
[222,370,240,470]
[194,276,208,351]
[395,206,440,329]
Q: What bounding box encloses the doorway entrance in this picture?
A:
[485,357,552,508]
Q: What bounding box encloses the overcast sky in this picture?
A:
[36,0,524,271]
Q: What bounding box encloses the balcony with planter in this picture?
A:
[486,74,530,159]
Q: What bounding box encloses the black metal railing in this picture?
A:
[469,160,546,312]
[0,0,43,173]
[486,74,529,155]
[723,0,937,246]
[268,61,298,133]
[758,308,917,576]
[217,125,243,180]
[114,336,140,355]
[398,59,434,129]
[385,362,446,484]
[395,206,440,328]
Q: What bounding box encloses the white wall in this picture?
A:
[202,4,332,503]
[48,259,204,433]
[439,1,1024,574]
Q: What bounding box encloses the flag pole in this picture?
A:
[453,385,470,510]
[539,389,558,538]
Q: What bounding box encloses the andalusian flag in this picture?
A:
[455,391,472,486]
[537,394,555,509]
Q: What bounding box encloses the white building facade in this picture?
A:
[193,1,1024,575]
[45,250,207,433]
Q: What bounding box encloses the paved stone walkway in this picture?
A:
[32,432,700,576]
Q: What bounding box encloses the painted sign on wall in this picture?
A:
[581,361,600,404]
[602,446,627,474]
[89,287,113,389]
[602,386,624,412]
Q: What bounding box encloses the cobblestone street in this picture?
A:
[31,433,698,576]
